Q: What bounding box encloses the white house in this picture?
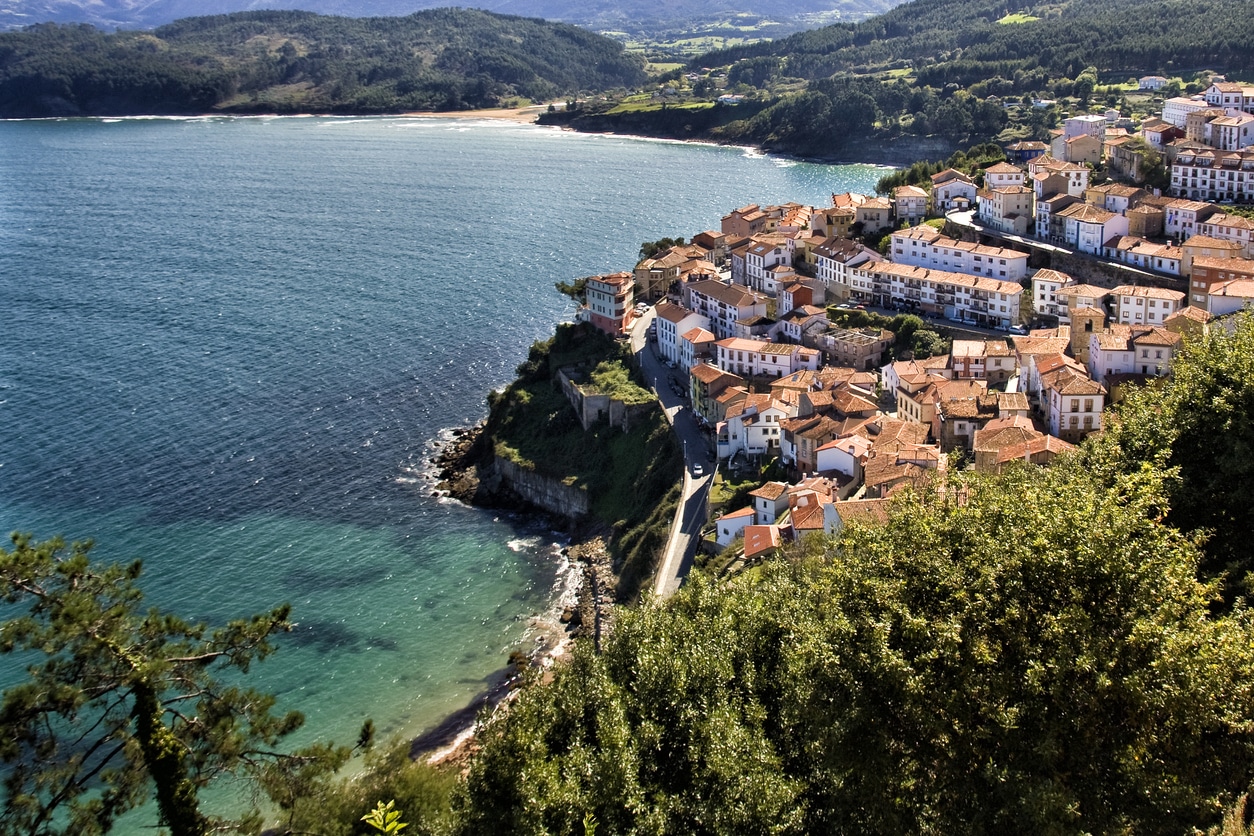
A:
[683,279,769,339]
[714,337,821,378]
[814,237,881,301]
[854,263,1024,330]
[1163,199,1217,240]
[678,326,717,373]
[1108,285,1186,326]
[1101,237,1182,276]
[931,169,977,212]
[1056,203,1129,254]
[983,162,1026,189]
[749,481,790,525]
[890,225,1030,281]
[720,395,793,459]
[893,185,929,224]
[715,506,755,547]
[653,300,710,366]
[1206,278,1254,315]
[580,272,634,335]
[1063,113,1107,140]
[1198,213,1254,258]
[815,434,872,481]
[977,185,1034,235]
[1040,362,1105,443]
[744,238,793,295]
[1162,96,1211,129]
[1088,326,1181,383]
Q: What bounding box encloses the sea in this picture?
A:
[0,114,882,825]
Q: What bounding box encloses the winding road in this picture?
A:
[629,308,712,600]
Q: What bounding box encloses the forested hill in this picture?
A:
[697,0,1254,81]
[0,0,905,35]
[0,9,648,118]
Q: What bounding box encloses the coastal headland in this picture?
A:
[417,321,684,760]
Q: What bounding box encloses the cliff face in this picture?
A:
[488,458,591,522]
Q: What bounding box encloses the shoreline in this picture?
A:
[403,104,550,125]
[410,424,606,768]
[15,104,922,167]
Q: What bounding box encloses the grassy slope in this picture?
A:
[484,324,682,599]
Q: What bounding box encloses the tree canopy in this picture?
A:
[0,533,318,835]
[458,456,1254,833]
[0,10,648,117]
[1079,312,1254,602]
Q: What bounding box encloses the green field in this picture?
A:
[997,12,1041,23]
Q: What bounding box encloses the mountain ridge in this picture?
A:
[0,0,904,35]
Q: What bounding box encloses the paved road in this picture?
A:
[629,309,711,600]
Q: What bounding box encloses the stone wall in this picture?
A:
[492,457,590,521]
[558,368,656,432]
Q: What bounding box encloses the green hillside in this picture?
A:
[700,0,1254,80]
[0,9,648,117]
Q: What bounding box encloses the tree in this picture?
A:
[0,533,314,836]
[638,237,684,260]
[910,327,948,358]
[553,275,589,302]
[1079,312,1254,600]
[457,462,1254,833]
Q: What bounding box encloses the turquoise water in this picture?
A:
[0,115,883,825]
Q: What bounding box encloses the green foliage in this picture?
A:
[554,276,590,302]
[458,462,1254,833]
[262,740,457,836]
[700,0,1254,86]
[673,0,1254,156]
[875,142,1007,194]
[486,323,682,568]
[1078,311,1254,602]
[0,533,313,836]
[589,361,654,406]
[0,11,648,117]
[639,237,685,260]
[613,481,683,603]
[362,800,408,834]
[910,327,949,359]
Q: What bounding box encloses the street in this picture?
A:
[629,308,711,600]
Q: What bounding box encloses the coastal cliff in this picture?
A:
[432,429,589,522]
[433,321,683,606]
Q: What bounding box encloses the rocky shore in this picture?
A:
[430,423,619,645]
[416,425,621,765]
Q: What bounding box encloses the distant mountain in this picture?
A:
[697,0,1254,80]
[0,0,904,35]
[0,9,648,117]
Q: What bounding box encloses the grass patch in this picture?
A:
[605,100,715,114]
[589,360,654,405]
[997,12,1040,23]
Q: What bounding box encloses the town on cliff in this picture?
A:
[436,80,1253,620]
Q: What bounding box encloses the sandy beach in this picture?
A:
[405,104,550,124]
